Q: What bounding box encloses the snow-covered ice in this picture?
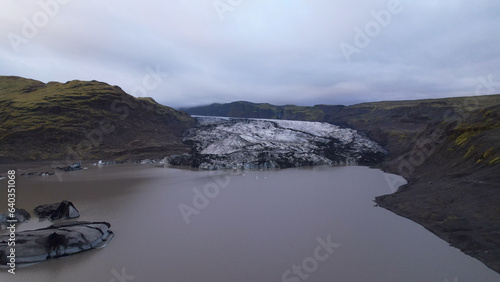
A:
[169,116,387,170]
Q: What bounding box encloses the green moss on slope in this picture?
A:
[0,76,195,161]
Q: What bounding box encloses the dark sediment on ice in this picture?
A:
[0,221,114,266]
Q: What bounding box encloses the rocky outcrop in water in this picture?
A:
[168,117,387,169]
[0,221,113,266]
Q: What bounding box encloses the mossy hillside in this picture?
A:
[448,105,500,166]
[281,105,325,121]
[0,76,195,161]
[225,101,280,118]
[375,104,500,274]
[185,95,500,122]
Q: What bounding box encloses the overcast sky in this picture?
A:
[1,1,499,108]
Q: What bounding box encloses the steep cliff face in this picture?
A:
[0,76,195,162]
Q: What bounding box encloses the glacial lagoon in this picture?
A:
[0,164,498,281]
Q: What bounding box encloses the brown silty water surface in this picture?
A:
[0,163,498,281]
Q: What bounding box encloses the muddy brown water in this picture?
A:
[0,164,498,281]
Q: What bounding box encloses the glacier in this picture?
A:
[167,116,387,170]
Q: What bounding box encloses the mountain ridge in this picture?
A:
[0,76,195,162]
[183,96,500,156]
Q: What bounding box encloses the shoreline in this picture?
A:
[375,174,500,274]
